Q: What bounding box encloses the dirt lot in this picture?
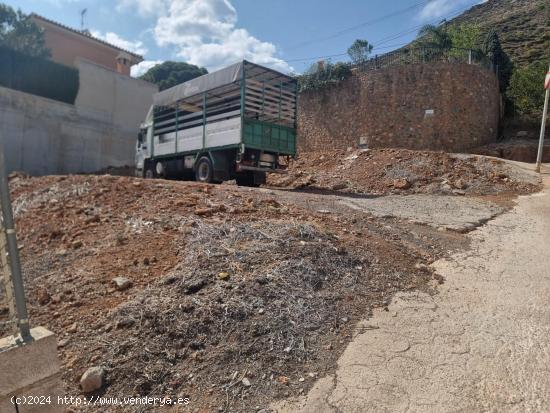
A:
[0,173,462,412]
[268,148,540,195]
[0,152,540,412]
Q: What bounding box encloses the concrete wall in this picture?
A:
[0,61,157,176]
[76,59,157,132]
[298,62,500,153]
[0,327,63,413]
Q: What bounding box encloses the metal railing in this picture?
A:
[0,148,32,343]
[355,47,494,73]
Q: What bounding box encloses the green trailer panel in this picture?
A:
[242,119,296,155]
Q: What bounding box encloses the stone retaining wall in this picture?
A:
[297,62,500,153]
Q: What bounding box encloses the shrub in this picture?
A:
[0,45,79,104]
[506,62,547,118]
[297,61,352,92]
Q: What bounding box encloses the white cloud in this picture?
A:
[117,0,293,73]
[116,0,166,17]
[131,60,163,77]
[91,30,148,56]
[418,0,487,22]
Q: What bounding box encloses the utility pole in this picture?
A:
[535,65,550,173]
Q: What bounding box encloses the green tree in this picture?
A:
[448,24,481,51]
[140,61,208,91]
[297,61,352,92]
[0,4,50,58]
[507,62,547,118]
[483,29,513,93]
[347,39,373,65]
[416,24,452,51]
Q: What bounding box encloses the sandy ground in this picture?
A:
[261,188,506,232]
[274,166,550,412]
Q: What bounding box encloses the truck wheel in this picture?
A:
[195,156,214,183]
[144,164,156,179]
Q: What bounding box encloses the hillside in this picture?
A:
[449,0,549,66]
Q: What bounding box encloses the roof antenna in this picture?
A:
[80,8,87,31]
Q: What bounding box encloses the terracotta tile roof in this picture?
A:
[30,13,143,62]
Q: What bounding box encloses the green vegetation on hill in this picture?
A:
[448,0,549,67]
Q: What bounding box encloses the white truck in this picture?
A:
[135,60,297,186]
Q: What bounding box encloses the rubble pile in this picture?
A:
[269,148,540,195]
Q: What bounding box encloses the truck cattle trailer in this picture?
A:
[135,60,297,186]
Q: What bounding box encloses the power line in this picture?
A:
[286,0,432,51]
[285,7,468,65]
[285,43,409,63]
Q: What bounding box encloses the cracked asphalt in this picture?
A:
[274,171,550,412]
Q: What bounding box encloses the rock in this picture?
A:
[50,294,62,304]
[194,207,213,216]
[516,130,529,138]
[161,275,179,285]
[441,182,453,192]
[331,182,347,191]
[241,377,251,387]
[453,179,467,190]
[37,288,51,305]
[71,240,83,249]
[116,317,135,329]
[84,215,100,224]
[218,272,230,281]
[67,323,78,333]
[277,376,289,386]
[298,377,305,382]
[392,178,411,190]
[112,277,132,291]
[57,338,69,348]
[258,308,265,314]
[183,278,208,294]
[80,367,104,393]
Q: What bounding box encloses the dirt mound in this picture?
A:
[0,174,447,412]
[268,149,539,196]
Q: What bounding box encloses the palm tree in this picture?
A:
[417,24,452,51]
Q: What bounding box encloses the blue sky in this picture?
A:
[6,0,485,75]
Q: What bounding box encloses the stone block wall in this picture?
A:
[297,62,500,153]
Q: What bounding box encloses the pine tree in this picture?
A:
[483,29,513,93]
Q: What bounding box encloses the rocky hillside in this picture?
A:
[450,0,549,66]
